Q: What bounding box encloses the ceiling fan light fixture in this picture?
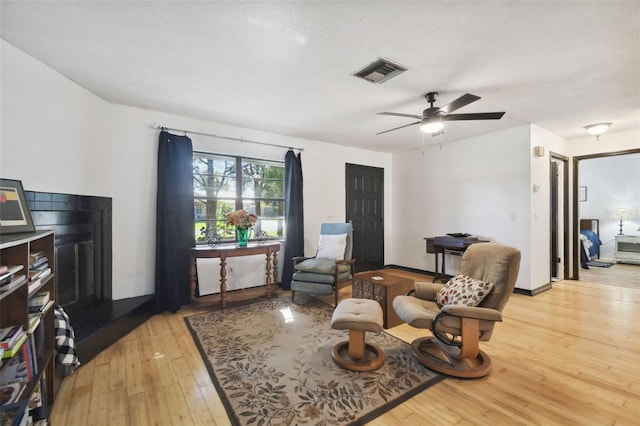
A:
[420,119,444,134]
[583,122,612,138]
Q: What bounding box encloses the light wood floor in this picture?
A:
[50,268,640,426]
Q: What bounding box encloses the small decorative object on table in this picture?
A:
[226,209,258,247]
[255,231,268,245]
[207,230,221,247]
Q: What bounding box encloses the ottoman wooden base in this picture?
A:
[331,330,385,371]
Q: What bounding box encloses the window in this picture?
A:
[193,152,285,244]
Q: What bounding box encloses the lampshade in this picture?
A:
[420,118,444,134]
[583,122,612,137]
[610,208,631,220]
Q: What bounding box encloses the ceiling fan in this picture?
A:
[377,92,505,136]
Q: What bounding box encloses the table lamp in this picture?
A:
[610,208,630,235]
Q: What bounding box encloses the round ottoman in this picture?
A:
[331,298,385,371]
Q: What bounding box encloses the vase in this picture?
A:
[237,227,250,247]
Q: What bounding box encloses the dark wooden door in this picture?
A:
[345,163,384,272]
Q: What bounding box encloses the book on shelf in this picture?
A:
[0,266,8,275]
[0,339,29,383]
[27,317,41,335]
[0,275,27,294]
[28,292,50,309]
[0,326,26,351]
[1,334,28,359]
[27,300,54,317]
[29,257,48,271]
[0,382,26,406]
[28,378,46,422]
[28,251,45,264]
[0,266,25,287]
[0,399,28,425]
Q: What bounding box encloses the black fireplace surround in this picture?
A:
[25,191,112,316]
[25,191,153,363]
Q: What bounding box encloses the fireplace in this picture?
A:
[25,190,154,364]
[25,191,112,317]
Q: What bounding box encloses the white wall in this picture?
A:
[529,125,571,285]
[1,40,392,300]
[391,126,532,289]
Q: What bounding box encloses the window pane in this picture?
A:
[193,154,236,197]
[241,159,285,198]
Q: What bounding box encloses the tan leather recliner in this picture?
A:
[392,242,521,378]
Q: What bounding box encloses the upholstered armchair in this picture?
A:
[392,242,521,378]
[291,223,355,307]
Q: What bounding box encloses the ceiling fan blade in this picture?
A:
[378,112,424,119]
[443,112,505,121]
[376,121,421,135]
[439,93,481,114]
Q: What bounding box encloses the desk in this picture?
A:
[190,242,280,309]
[425,236,488,282]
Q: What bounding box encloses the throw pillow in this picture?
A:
[315,233,347,260]
[435,274,494,307]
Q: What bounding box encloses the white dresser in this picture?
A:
[614,235,640,264]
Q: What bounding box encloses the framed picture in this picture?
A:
[579,186,587,202]
[0,178,35,234]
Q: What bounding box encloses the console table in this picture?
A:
[189,242,280,309]
[425,236,488,282]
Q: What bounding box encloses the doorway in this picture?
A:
[573,148,640,281]
[345,163,384,272]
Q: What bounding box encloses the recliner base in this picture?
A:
[411,336,492,378]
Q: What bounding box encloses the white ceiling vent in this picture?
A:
[353,58,407,84]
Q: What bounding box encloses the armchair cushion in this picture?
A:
[294,258,351,275]
[315,233,347,260]
[435,274,494,307]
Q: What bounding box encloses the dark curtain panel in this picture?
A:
[281,150,304,289]
[155,130,195,313]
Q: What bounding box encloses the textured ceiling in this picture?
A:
[1,1,639,153]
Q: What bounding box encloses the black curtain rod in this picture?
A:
[151,122,304,151]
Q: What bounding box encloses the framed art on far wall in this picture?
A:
[0,178,35,234]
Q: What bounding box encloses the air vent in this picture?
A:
[353,58,407,84]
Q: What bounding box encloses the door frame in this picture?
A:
[550,152,569,281]
[571,147,640,279]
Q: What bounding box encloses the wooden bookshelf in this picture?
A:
[0,230,56,422]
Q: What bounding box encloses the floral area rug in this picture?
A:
[184,295,444,425]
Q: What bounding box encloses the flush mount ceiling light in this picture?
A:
[583,122,612,141]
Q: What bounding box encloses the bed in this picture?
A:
[579,218,602,268]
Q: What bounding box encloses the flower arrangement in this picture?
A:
[226,209,258,230]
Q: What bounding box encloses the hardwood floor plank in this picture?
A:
[127,392,151,426]
[106,387,129,425]
[50,267,640,425]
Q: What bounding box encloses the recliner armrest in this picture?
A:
[292,256,311,265]
[414,282,444,300]
[335,258,355,265]
[439,305,503,322]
